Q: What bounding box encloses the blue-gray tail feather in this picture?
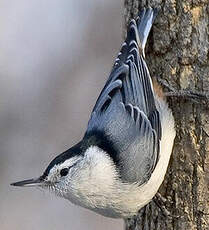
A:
[136,8,158,57]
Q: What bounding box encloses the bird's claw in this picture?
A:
[157,78,209,106]
[153,192,179,219]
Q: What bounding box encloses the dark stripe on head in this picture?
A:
[42,130,119,179]
[42,142,84,178]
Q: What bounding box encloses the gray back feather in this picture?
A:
[86,8,161,185]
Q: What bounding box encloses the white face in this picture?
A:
[43,156,83,197]
[40,146,119,210]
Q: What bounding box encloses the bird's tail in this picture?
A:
[136,8,158,57]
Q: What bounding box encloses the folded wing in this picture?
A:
[85,8,161,185]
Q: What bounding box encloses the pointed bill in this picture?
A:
[10,177,44,187]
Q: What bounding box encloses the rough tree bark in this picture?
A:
[123,0,209,229]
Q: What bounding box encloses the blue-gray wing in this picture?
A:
[85,8,161,185]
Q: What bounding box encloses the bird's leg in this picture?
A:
[157,78,209,105]
[153,192,179,218]
[124,216,138,230]
[153,192,171,218]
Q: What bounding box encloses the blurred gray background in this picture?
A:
[0,0,124,229]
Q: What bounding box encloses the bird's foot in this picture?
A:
[124,216,138,230]
[153,192,179,219]
[157,78,209,105]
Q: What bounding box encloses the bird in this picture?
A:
[11,8,176,219]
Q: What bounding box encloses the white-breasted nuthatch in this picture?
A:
[11,8,175,218]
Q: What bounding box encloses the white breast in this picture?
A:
[66,97,175,218]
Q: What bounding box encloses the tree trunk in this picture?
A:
[123,0,209,229]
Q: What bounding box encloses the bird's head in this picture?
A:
[11,137,125,217]
[11,143,84,199]
[11,139,118,205]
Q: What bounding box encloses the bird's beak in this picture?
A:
[10,176,44,187]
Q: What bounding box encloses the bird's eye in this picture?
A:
[60,168,69,177]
